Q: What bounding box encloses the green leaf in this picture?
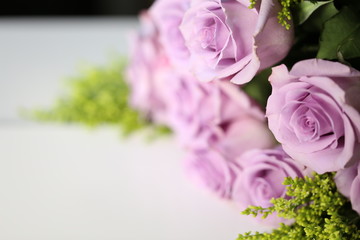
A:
[242,68,272,109]
[299,0,338,32]
[337,29,360,59]
[294,0,334,25]
[317,6,360,60]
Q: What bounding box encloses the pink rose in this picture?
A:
[150,0,191,68]
[126,12,171,124]
[267,59,360,173]
[184,148,239,198]
[179,0,293,84]
[334,162,360,215]
[163,73,275,158]
[232,147,305,226]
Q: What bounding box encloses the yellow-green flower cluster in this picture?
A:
[249,0,305,30]
[277,0,301,29]
[238,173,360,240]
[32,59,170,137]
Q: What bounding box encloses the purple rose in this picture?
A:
[184,148,239,199]
[179,0,293,84]
[334,162,360,215]
[266,59,360,173]
[231,147,305,226]
[163,74,275,158]
[150,0,191,68]
[126,12,171,124]
[206,82,276,159]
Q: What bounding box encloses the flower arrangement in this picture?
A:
[35,0,360,238]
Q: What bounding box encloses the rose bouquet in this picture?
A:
[124,0,360,238]
[34,0,360,239]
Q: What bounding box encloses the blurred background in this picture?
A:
[1,0,153,16]
[0,1,267,239]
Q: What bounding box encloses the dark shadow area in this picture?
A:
[0,0,153,16]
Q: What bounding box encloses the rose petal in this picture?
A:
[335,165,358,198]
[290,59,360,78]
[350,176,360,215]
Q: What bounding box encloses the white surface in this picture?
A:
[0,18,138,122]
[0,18,268,240]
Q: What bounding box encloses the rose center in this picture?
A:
[252,177,274,207]
[298,114,316,135]
[196,18,216,50]
[289,105,322,143]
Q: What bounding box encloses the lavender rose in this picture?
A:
[232,147,305,226]
[179,0,293,84]
[126,12,171,124]
[150,0,191,68]
[266,59,360,173]
[184,148,239,199]
[163,73,275,158]
[335,162,360,215]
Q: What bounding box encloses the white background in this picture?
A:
[0,18,268,240]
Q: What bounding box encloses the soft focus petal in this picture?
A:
[350,176,360,215]
[335,164,358,198]
[232,147,305,227]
